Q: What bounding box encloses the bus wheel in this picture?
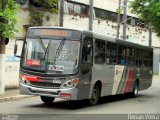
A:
[89,85,100,105]
[130,81,139,98]
[40,96,55,105]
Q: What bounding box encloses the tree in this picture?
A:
[0,0,19,54]
[130,0,160,36]
[0,0,18,94]
[29,0,58,26]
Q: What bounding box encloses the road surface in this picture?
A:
[0,77,160,120]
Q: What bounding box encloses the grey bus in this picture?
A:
[14,27,153,105]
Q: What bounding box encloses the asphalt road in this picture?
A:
[0,77,160,120]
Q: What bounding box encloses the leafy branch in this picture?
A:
[0,0,19,39]
[29,0,59,26]
[130,0,160,36]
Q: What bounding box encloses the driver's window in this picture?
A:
[82,36,93,63]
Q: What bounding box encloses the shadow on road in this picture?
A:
[26,93,146,110]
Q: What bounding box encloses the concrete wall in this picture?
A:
[0,54,5,94]
[70,0,137,17]
[4,40,21,89]
[63,14,159,47]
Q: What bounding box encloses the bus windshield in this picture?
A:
[22,38,80,74]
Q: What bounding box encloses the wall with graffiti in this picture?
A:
[4,40,21,89]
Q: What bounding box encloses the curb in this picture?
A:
[0,95,34,102]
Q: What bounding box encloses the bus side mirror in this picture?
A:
[14,42,21,58]
[5,38,9,45]
[14,37,24,58]
[14,44,18,55]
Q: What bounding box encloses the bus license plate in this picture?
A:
[49,65,64,72]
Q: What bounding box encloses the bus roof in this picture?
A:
[82,30,153,51]
[116,38,153,50]
[28,26,153,51]
[28,26,83,32]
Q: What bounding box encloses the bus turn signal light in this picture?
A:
[73,79,78,83]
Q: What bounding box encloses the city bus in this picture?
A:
[14,27,153,105]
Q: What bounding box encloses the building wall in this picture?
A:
[70,0,137,17]
[4,40,20,89]
[63,13,158,47]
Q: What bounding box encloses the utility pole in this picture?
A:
[59,0,64,27]
[123,0,127,40]
[116,0,122,39]
[89,0,94,31]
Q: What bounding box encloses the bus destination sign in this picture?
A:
[27,28,80,39]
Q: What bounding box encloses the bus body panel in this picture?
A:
[77,72,92,100]
[90,64,115,97]
[89,64,152,98]
[138,66,152,90]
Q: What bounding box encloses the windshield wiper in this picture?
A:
[53,37,66,65]
[55,40,65,58]
[36,37,50,61]
[38,37,46,52]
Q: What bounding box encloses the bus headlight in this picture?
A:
[19,74,25,82]
[19,74,28,84]
[61,78,79,89]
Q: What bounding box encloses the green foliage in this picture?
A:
[131,0,160,36]
[0,0,19,39]
[29,10,45,26]
[34,0,59,13]
[29,0,58,26]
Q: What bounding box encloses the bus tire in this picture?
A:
[89,85,100,106]
[40,96,55,105]
[130,81,139,98]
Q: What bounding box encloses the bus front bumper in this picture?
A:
[19,82,78,100]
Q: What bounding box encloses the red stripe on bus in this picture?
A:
[125,69,133,93]
[24,75,39,82]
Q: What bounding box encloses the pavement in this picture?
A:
[0,88,33,102]
[0,75,159,102]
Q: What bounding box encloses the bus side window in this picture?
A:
[117,45,127,65]
[149,51,153,67]
[94,39,105,64]
[128,47,135,65]
[143,50,151,67]
[135,48,139,66]
[135,49,142,66]
[106,42,117,64]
